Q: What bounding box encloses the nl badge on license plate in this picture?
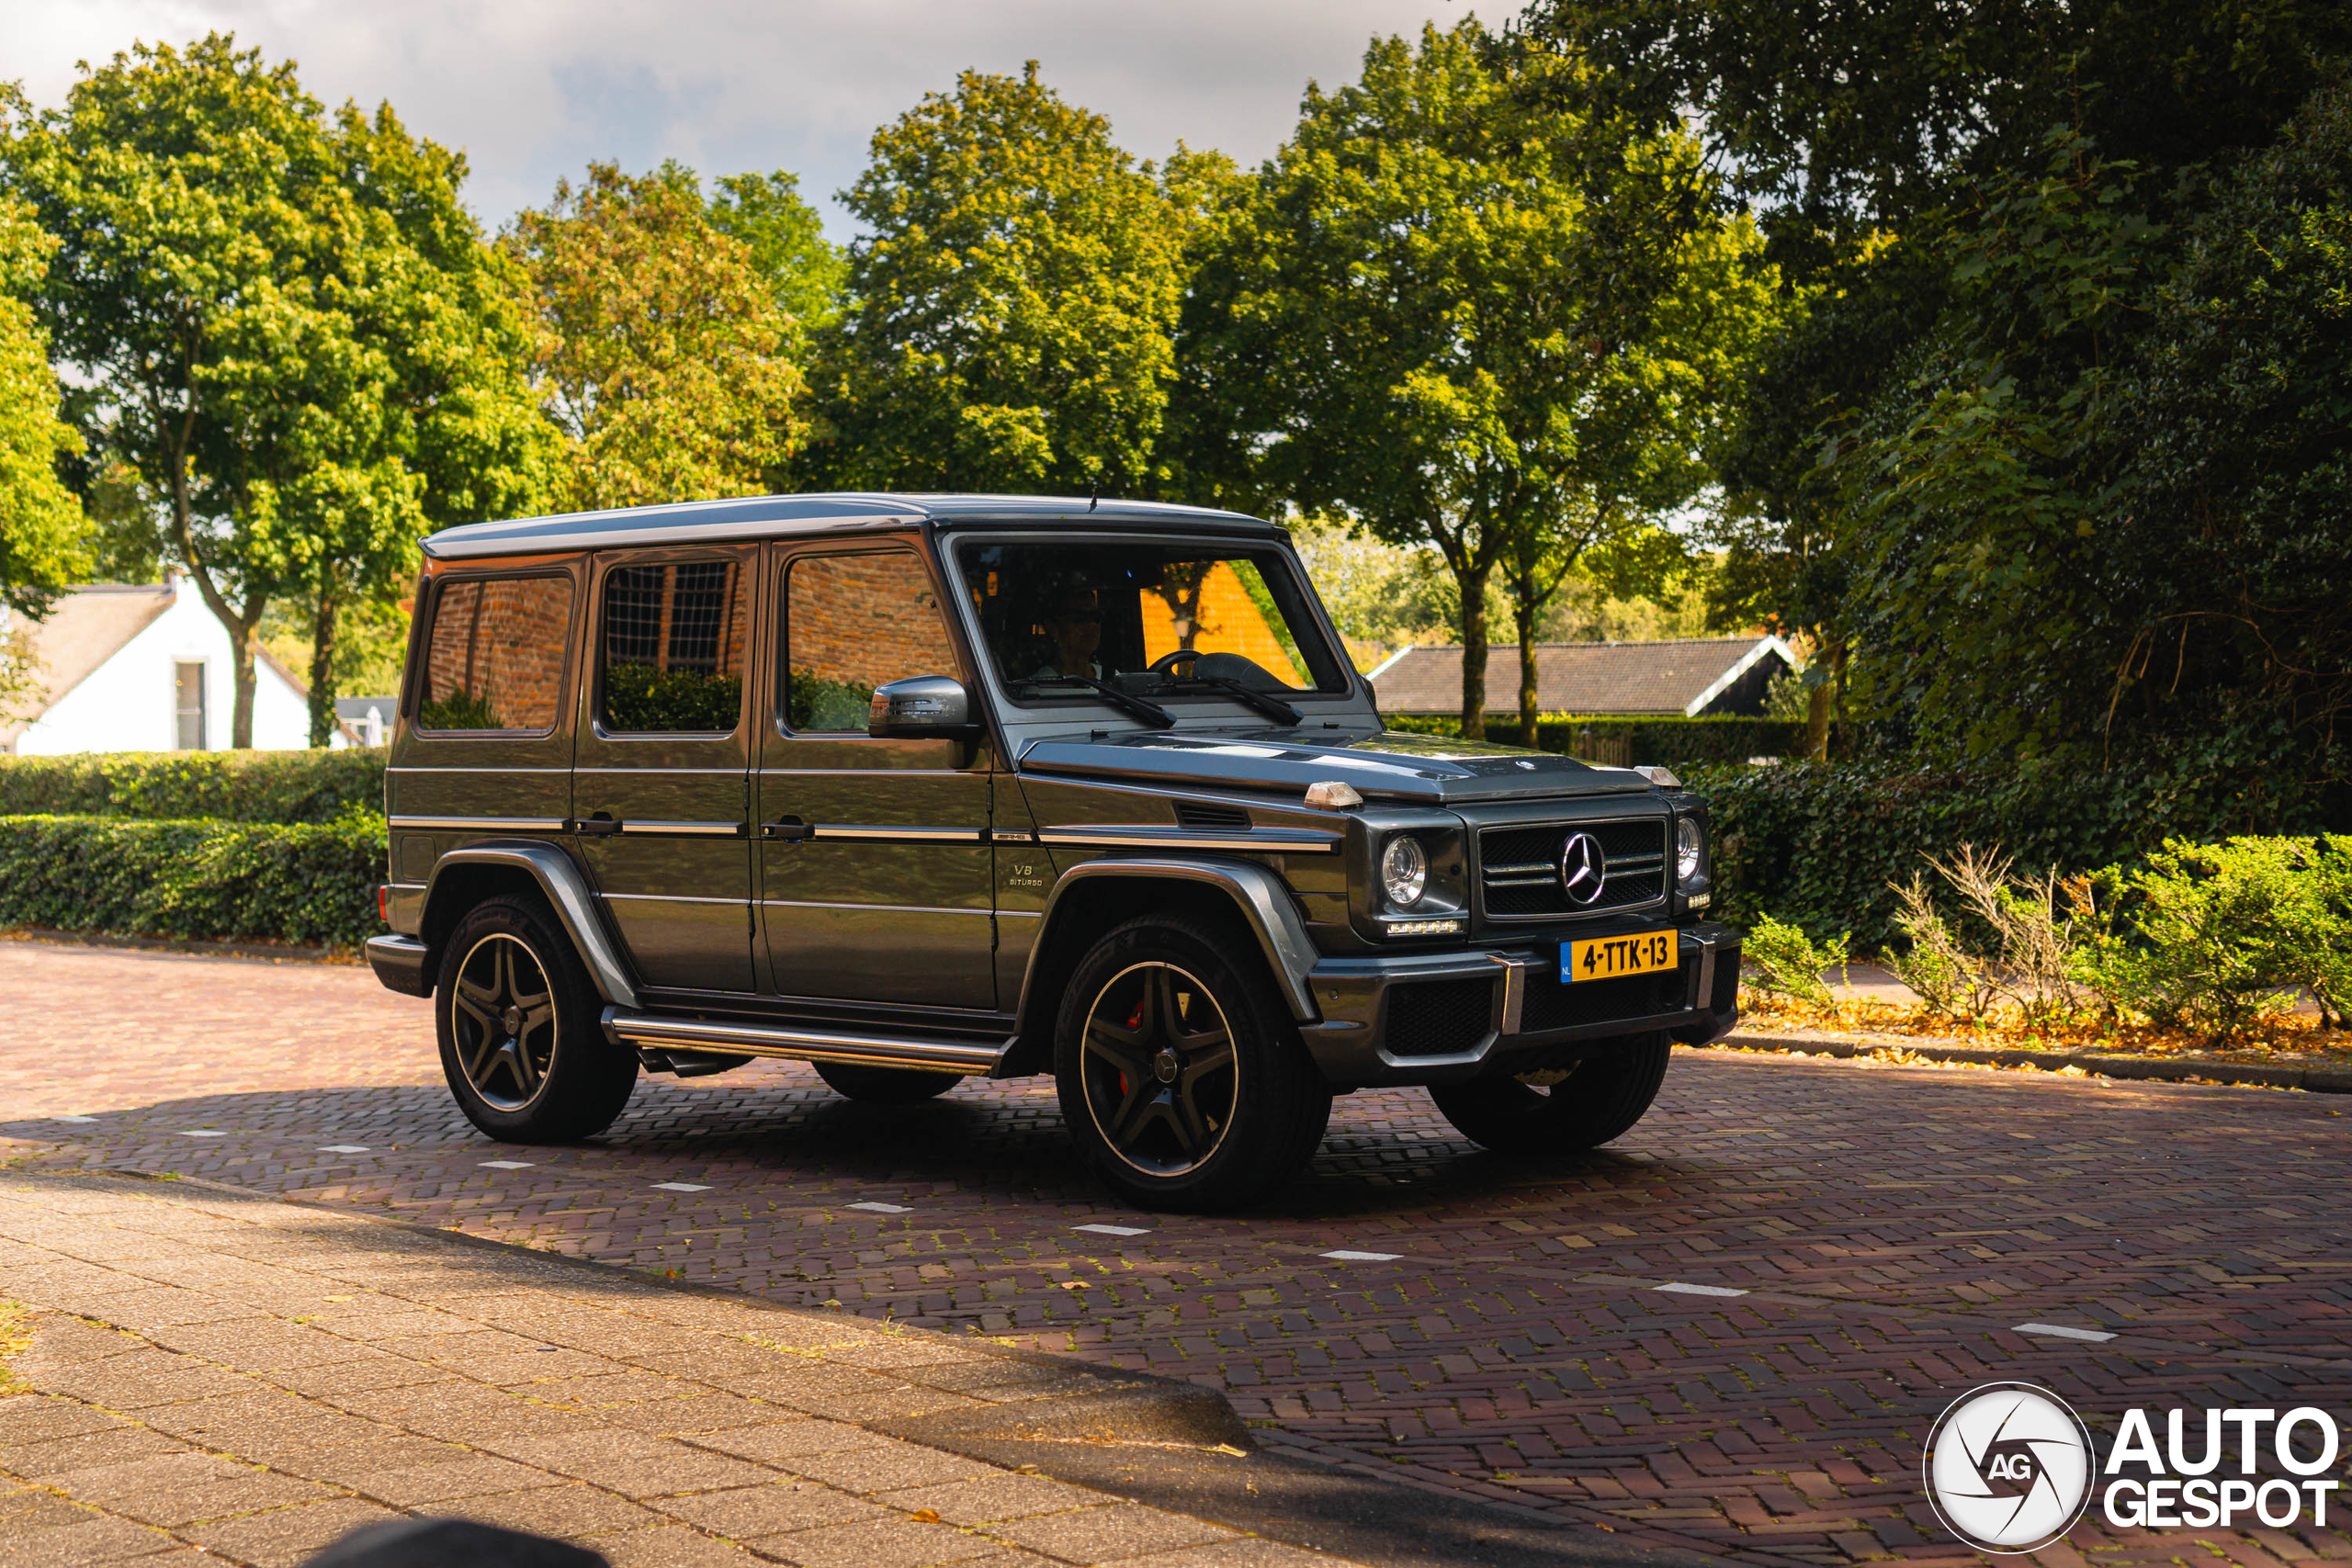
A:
[1564,931,1676,983]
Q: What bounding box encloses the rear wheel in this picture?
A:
[1055,917,1330,1213]
[436,897,636,1144]
[813,1062,964,1102]
[1429,1032,1672,1155]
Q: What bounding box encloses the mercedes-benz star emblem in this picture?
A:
[1559,832,1607,905]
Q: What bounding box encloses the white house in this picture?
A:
[0,574,352,755]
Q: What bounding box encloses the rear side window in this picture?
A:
[417,574,574,733]
[785,551,958,731]
[599,559,748,733]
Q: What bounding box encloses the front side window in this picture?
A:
[599,559,747,732]
[418,574,573,732]
[785,551,958,731]
[955,540,1347,705]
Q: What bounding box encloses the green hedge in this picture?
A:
[0,813,388,950]
[1382,713,1807,765]
[0,750,387,823]
[1689,761,2337,950]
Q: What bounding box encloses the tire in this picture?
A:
[1429,1032,1673,1156]
[814,1062,964,1102]
[435,896,637,1144]
[1055,916,1331,1213]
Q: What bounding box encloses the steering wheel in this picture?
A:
[1148,649,1204,676]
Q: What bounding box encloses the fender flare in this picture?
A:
[1018,857,1323,1027]
[422,841,639,1010]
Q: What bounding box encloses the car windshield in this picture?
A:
[955,540,1349,710]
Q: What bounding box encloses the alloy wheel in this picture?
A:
[1079,961,1238,1176]
[449,932,558,1111]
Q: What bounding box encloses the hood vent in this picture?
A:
[1174,801,1252,831]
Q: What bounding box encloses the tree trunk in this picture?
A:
[161,439,267,750]
[231,623,258,749]
[1457,560,1493,740]
[308,582,339,749]
[1513,589,1540,748]
[1804,637,1844,761]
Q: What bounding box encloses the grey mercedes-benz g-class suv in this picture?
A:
[366,492,1739,1210]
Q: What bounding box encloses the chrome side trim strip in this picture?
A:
[390,816,568,833]
[1034,826,1340,854]
[605,1008,1010,1076]
[809,824,987,842]
[600,892,747,906]
[760,897,990,916]
[623,819,745,837]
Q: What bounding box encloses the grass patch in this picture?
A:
[0,1299,35,1394]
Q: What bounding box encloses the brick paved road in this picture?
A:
[6,936,2352,1567]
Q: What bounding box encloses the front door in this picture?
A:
[572,547,756,994]
[757,543,997,1011]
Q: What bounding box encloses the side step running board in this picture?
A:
[604,1008,1012,1077]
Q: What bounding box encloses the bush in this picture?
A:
[1739,914,1850,1010]
[1382,713,1806,765]
[2072,836,2352,1035]
[0,750,386,823]
[0,811,387,949]
[1686,759,2333,950]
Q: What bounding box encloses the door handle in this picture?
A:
[763,818,811,842]
[575,814,622,836]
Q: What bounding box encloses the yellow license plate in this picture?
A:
[1565,931,1676,983]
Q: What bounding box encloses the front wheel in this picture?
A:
[436,897,637,1144]
[1429,1032,1672,1155]
[1055,917,1330,1213]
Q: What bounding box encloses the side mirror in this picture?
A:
[867,675,983,742]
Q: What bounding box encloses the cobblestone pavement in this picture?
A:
[0,1170,1332,1568]
[7,938,2352,1567]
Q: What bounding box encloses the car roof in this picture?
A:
[419,491,1280,561]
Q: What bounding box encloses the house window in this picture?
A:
[174,662,205,750]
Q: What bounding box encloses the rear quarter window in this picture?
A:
[416,574,574,733]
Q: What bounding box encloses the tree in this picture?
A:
[1200,20,1778,738]
[0,198,88,620]
[707,169,847,350]
[3,36,546,748]
[506,162,808,513]
[812,62,1188,493]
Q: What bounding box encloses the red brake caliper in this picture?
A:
[1119,998,1146,1097]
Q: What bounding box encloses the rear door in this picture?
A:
[571,546,757,994]
[755,541,997,1011]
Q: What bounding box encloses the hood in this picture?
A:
[1015,729,1656,805]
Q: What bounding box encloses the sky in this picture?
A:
[6,0,1472,243]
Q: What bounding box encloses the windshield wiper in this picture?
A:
[1014,675,1175,728]
[1154,675,1302,727]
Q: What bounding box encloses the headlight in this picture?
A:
[1676,818,1705,886]
[1380,835,1429,908]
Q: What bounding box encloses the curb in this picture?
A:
[1708,1032,2352,1094]
[1,926,356,964]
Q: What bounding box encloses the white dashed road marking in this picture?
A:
[2015,1322,2116,1341]
[480,1160,534,1170]
[1322,1249,1402,1262]
[318,1145,369,1154]
[1072,1224,1152,1236]
[51,1115,97,1123]
[846,1201,913,1213]
[182,1130,227,1138]
[652,1182,711,1192]
[1657,1281,1750,1297]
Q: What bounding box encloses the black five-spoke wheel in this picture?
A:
[449,932,558,1111]
[1055,916,1330,1212]
[435,896,637,1144]
[1079,961,1238,1175]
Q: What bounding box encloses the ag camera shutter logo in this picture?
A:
[1923,1382,2095,1553]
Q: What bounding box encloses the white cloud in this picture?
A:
[6,0,1471,239]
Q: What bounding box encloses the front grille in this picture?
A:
[1383,977,1495,1056]
[1174,800,1251,830]
[1520,959,1695,1034]
[1479,818,1668,918]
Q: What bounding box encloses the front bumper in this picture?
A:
[1296,920,1740,1088]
